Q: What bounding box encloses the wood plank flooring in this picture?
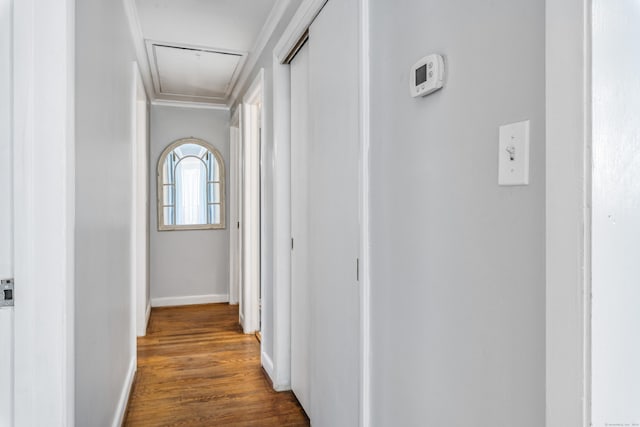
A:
[124,304,310,426]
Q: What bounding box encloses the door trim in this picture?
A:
[357,0,371,425]
[274,0,328,63]
[241,70,264,336]
[271,53,293,391]
[545,0,592,425]
[131,61,150,338]
[229,109,241,305]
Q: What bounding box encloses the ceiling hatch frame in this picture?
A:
[145,39,247,104]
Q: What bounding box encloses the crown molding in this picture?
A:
[228,0,292,106]
[151,99,230,111]
[123,0,156,101]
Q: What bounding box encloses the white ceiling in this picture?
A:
[134,0,281,106]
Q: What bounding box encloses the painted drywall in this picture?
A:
[75,0,137,424]
[369,1,546,425]
[0,0,10,278]
[592,1,640,425]
[230,0,302,380]
[0,0,13,424]
[149,105,230,303]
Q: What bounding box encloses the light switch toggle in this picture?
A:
[506,144,516,161]
[1,279,13,307]
[498,120,530,186]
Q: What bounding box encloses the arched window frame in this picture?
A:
[157,137,226,231]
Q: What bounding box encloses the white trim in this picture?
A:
[271,56,292,391]
[274,0,327,63]
[151,294,229,307]
[241,70,264,335]
[145,301,151,330]
[13,0,75,424]
[122,0,154,101]
[260,350,287,391]
[151,99,229,111]
[230,107,240,128]
[261,350,275,382]
[244,68,265,105]
[111,357,136,427]
[545,0,592,426]
[228,0,291,106]
[229,125,240,305]
[273,383,290,392]
[129,60,137,364]
[358,0,370,425]
[132,62,149,339]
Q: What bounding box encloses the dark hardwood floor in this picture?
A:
[124,303,310,426]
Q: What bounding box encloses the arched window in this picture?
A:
[157,138,225,230]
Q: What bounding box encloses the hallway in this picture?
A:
[123,304,309,426]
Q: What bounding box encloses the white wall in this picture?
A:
[149,104,230,305]
[75,0,137,424]
[0,0,13,424]
[369,1,546,425]
[592,1,640,425]
[0,0,10,279]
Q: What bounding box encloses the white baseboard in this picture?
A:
[111,357,136,427]
[261,350,275,383]
[136,301,152,337]
[151,294,229,307]
[261,350,290,391]
[143,301,151,334]
[273,381,292,392]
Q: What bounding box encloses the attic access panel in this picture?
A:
[147,41,245,102]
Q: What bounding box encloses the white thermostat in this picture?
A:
[410,54,445,98]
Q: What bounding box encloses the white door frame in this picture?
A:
[240,70,264,335]
[13,0,75,424]
[229,108,241,305]
[271,47,293,392]
[545,0,592,426]
[131,62,150,338]
[271,1,372,425]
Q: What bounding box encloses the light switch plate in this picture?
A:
[498,120,530,186]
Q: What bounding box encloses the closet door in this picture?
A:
[290,41,312,416]
[308,0,361,424]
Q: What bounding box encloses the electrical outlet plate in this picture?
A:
[498,120,530,186]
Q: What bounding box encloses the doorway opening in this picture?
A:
[239,70,264,337]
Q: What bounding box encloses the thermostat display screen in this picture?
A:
[415,64,427,85]
[410,54,444,98]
